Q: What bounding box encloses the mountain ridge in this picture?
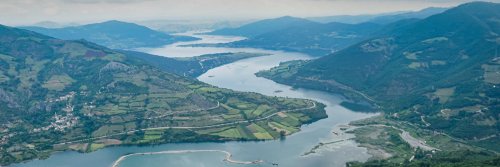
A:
[208,16,320,37]
[217,20,382,56]
[257,1,500,150]
[21,20,199,49]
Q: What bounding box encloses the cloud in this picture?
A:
[60,0,158,3]
[0,0,498,26]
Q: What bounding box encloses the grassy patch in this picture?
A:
[482,64,500,84]
[89,143,105,152]
[247,123,274,139]
[433,87,455,103]
[253,132,273,140]
[268,121,298,134]
[408,62,427,69]
[214,128,242,138]
[92,125,124,137]
[143,132,162,141]
[350,126,411,162]
[42,74,75,91]
[252,105,272,116]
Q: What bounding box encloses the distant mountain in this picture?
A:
[307,12,403,24]
[214,8,445,56]
[224,22,382,56]
[307,7,447,24]
[29,21,80,28]
[208,16,320,37]
[368,7,448,24]
[0,25,325,165]
[258,1,500,146]
[21,20,198,49]
[138,19,252,33]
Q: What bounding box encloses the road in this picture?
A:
[57,101,316,145]
[145,101,220,120]
[363,124,438,151]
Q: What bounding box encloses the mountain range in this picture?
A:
[21,20,198,49]
[208,7,447,56]
[226,21,382,56]
[208,16,319,37]
[308,7,448,24]
[257,1,500,155]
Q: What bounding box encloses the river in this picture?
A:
[12,31,376,167]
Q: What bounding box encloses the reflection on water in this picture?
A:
[12,31,375,167]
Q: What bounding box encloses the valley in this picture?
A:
[7,29,376,167]
[1,1,499,167]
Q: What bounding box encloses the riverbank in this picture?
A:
[345,115,499,164]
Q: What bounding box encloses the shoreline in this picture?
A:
[112,150,263,167]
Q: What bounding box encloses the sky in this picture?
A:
[0,0,499,26]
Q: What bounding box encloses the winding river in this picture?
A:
[12,31,376,167]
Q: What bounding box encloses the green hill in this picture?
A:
[258,1,500,153]
[121,50,267,77]
[226,22,382,56]
[0,25,326,165]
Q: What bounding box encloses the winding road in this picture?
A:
[145,101,221,120]
[57,101,316,145]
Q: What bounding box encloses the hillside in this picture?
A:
[21,20,198,49]
[258,1,500,156]
[220,7,447,56]
[0,25,326,165]
[121,50,267,77]
[208,16,320,37]
[225,22,382,56]
[307,14,391,24]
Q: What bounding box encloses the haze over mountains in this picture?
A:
[22,20,198,49]
[308,7,448,24]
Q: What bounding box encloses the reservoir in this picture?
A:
[13,32,376,167]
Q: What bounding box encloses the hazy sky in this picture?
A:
[0,0,498,26]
